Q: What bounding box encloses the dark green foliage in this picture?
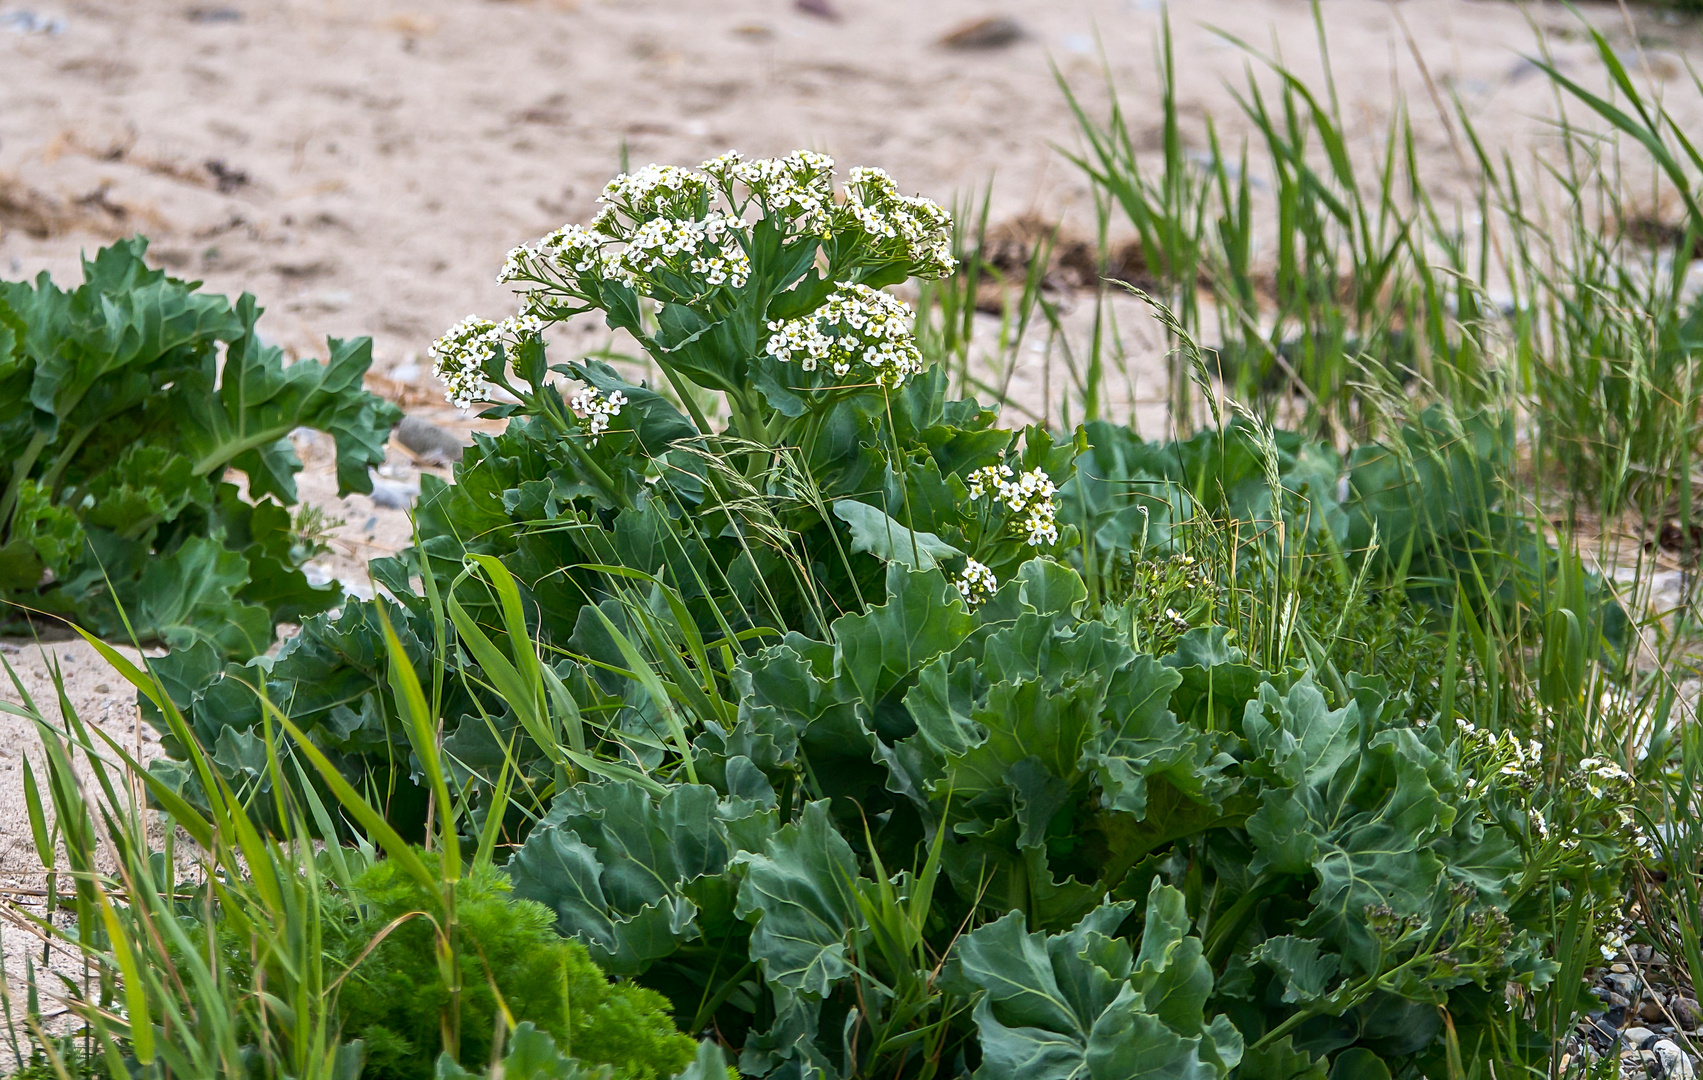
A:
[0,238,399,656]
[336,856,698,1080]
[134,148,1642,1077]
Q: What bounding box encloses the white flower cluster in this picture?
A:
[704,149,836,232]
[429,313,545,408]
[1455,720,1545,794]
[431,316,500,408]
[500,211,750,300]
[844,166,957,279]
[764,283,923,388]
[593,163,712,234]
[1599,923,1630,962]
[500,223,607,286]
[489,152,954,325]
[1577,757,1632,800]
[615,211,751,289]
[966,464,1058,546]
[953,558,998,607]
[569,386,627,444]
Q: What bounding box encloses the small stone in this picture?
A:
[394,414,469,465]
[1607,973,1641,997]
[793,0,842,20]
[1671,997,1701,1031]
[368,477,419,510]
[1623,1026,1657,1050]
[1613,963,1632,974]
[938,15,1024,50]
[94,683,110,695]
[1609,992,1632,1009]
[1654,1039,1696,1080]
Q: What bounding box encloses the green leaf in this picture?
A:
[832,564,974,711]
[1016,558,1087,617]
[1327,1049,1392,1080]
[179,296,398,500]
[832,498,962,572]
[1236,1038,1328,1080]
[433,1022,598,1080]
[129,535,272,658]
[949,885,1238,1080]
[1,479,84,584]
[83,445,211,532]
[1250,936,1341,1004]
[734,800,865,998]
[509,780,773,974]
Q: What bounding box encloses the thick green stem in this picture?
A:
[0,430,54,539]
[645,350,715,436]
[563,438,632,512]
[37,423,98,505]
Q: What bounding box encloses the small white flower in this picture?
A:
[570,386,627,444]
[1599,927,1629,962]
[966,464,1014,500]
[430,315,502,408]
[964,465,1057,548]
[953,559,998,606]
[764,283,923,388]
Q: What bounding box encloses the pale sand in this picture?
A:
[3,0,1702,1023]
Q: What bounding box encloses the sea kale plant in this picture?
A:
[0,238,399,656]
[148,153,1638,1076]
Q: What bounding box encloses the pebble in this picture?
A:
[1671,996,1700,1031]
[94,683,110,695]
[1607,973,1641,997]
[938,15,1024,50]
[1655,1040,1697,1080]
[368,479,417,510]
[793,0,842,20]
[1625,1027,1658,1049]
[395,414,469,465]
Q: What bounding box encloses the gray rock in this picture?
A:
[1654,1040,1696,1080]
[938,16,1024,50]
[369,478,419,510]
[395,414,469,465]
[1607,973,1642,997]
[1625,1027,1658,1050]
[1671,996,1701,1031]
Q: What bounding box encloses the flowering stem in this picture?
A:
[562,436,630,511]
[645,350,714,436]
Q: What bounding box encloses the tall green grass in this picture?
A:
[0,589,603,1078]
[1038,7,1703,1074]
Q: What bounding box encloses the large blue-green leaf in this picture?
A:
[734,800,865,998]
[832,498,962,572]
[831,564,974,711]
[178,296,398,500]
[509,779,773,974]
[948,883,1239,1080]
